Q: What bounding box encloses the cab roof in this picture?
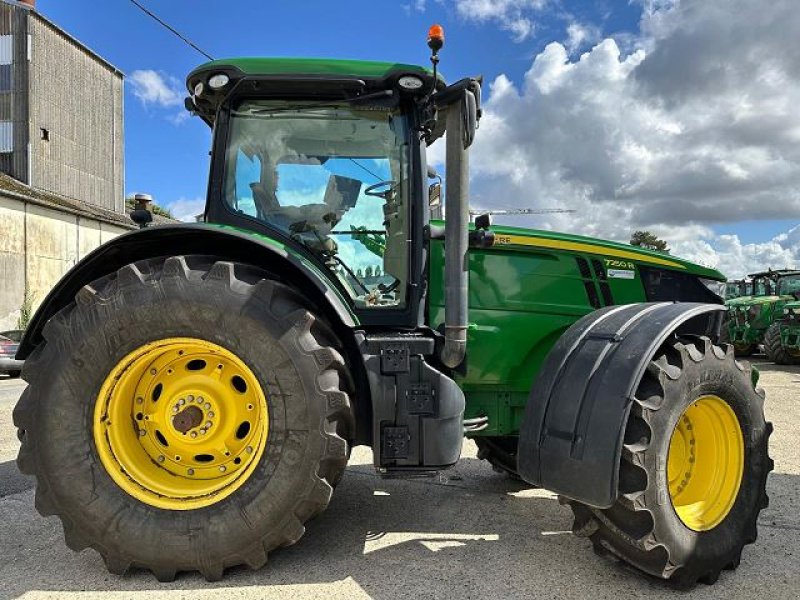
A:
[185,57,444,125]
[190,57,438,81]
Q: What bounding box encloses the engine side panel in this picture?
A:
[427,229,724,437]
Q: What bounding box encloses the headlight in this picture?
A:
[700,278,726,299]
[208,73,230,90]
[398,75,425,90]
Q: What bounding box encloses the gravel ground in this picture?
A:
[0,360,797,600]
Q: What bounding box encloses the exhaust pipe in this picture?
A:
[440,92,475,368]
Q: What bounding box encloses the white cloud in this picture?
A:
[462,0,800,278]
[453,0,548,42]
[129,70,184,107]
[565,21,600,55]
[167,197,205,222]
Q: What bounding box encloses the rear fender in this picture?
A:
[18,224,358,359]
[516,302,725,508]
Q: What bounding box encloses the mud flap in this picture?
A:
[516,302,725,508]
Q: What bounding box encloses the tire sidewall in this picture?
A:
[34,266,334,564]
[644,353,768,566]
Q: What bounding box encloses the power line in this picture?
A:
[348,158,383,182]
[128,0,214,61]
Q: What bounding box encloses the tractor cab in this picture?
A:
[185,46,480,336]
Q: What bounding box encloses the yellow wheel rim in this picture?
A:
[667,395,744,531]
[93,337,268,510]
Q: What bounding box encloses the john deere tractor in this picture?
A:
[725,279,751,301]
[14,29,771,588]
[725,269,800,356]
[763,275,800,365]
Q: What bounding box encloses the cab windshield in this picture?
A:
[223,101,411,309]
[777,275,800,297]
[752,277,771,296]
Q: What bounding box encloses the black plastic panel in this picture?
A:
[516,302,725,508]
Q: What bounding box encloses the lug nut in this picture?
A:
[139,429,146,437]
[205,421,212,429]
[187,395,194,402]
[190,431,197,439]
[136,397,143,404]
[200,429,206,435]
[208,411,215,418]
[219,466,226,472]
[172,406,179,413]
[197,396,204,402]
[246,446,253,454]
[150,368,157,375]
[157,455,165,463]
[179,398,186,406]
[187,468,194,475]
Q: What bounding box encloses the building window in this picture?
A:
[0,121,12,153]
[40,127,49,141]
[0,35,12,66]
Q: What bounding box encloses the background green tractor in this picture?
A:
[725,279,751,301]
[724,269,800,356]
[764,298,800,365]
[13,30,771,589]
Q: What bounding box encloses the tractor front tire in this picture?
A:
[763,323,800,365]
[568,336,772,588]
[14,256,354,581]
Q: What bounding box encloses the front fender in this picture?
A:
[516,302,725,508]
[18,224,358,359]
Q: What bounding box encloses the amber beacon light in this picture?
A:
[427,24,444,52]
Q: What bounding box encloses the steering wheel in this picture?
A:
[364,180,398,199]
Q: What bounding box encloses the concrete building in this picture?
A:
[0,0,131,330]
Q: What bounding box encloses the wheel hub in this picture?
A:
[94,337,268,510]
[172,404,204,433]
[667,395,744,531]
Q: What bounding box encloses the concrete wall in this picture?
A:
[28,14,124,213]
[0,193,128,330]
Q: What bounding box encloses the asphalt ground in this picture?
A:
[0,360,798,600]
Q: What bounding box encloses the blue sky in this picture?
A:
[38,0,638,212]
[33,1,800,276]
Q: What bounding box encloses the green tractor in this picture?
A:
[14,30,771,588]
[724,269,800,356]
[725,279,751,301]
[764,280,800,365]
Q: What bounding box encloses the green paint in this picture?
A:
[427,223,724,436]
[778,301,800,352]
[190,57,442,86]
[725,295,796,347]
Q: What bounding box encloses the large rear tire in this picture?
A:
[14,256,354,581]
[763,322,800,365]
[568,336,772,588]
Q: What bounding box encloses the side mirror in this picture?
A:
[324,174,362,210]
[429,182,442,219]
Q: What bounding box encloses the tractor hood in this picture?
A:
[477,222,725,280]
[727,295,789,308]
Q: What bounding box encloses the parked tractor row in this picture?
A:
[723,270,800,364]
